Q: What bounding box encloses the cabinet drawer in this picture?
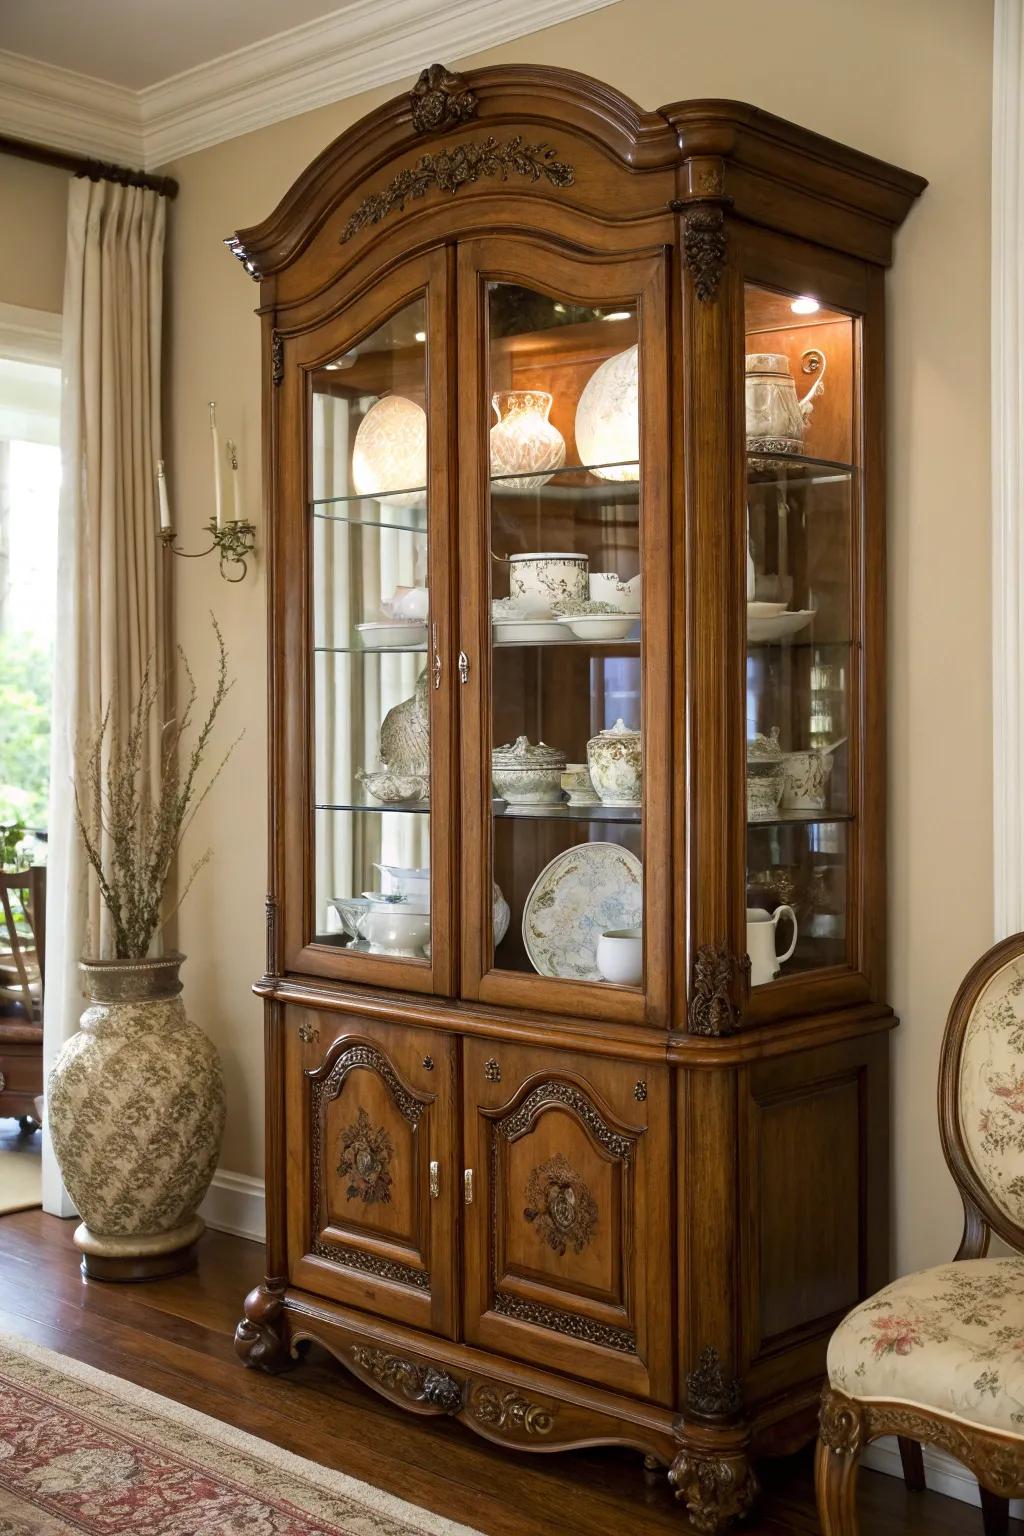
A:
[462,1037,672,1404]
[285,1009,458,1339]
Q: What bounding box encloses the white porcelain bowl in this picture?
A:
[596,928,643,985]
[556,613,638,641]
[364,904,431,956]
[355,621,427,649]
[374,863,431,901]
[492,618,566,644]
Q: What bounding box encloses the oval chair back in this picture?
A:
[939,931,1024,1261]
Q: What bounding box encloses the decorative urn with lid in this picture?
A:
[586,719,642,807]
[492,736,567,805]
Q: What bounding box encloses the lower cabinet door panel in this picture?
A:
[286,1009,458,1338]
[462,1037,672,1404]
[739,1030,890,1400]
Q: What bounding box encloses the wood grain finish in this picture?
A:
[0,1211,1005,1536]
[242,61,924,1535]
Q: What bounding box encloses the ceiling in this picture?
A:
[0,0,348,89]
[0,0,619,167]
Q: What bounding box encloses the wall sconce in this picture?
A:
[156,404,257,582]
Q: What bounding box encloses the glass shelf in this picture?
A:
[491,459,640,503]
[747,637,854,652]
[494,636,639,650]
[315,644,428,655]
[316,800,430,814]
[312,501,427,532]
[493,800,641,823]
[746,451,855,486]
[749,811,853,828]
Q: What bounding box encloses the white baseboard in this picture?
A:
[200,1168,266,1244]
[864,1435,1024,1518]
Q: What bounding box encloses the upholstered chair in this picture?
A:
[817,933,1024,1536]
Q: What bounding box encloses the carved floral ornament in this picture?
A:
[410,64,478,134]
[524,1153,598,1256]
[340,137,576,245]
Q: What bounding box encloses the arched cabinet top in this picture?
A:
[227,62,927,293]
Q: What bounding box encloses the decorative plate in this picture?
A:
[747,609,815,643]
[522,842,643,981]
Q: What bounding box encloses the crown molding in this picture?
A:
[140,0,621,167]
[0,0,622,175]
[0,48,142,163]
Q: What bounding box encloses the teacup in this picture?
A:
[596,928,643,986]
[589,571,641,612]
[746,905,797,986]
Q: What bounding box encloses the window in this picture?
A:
[0,343,60,862]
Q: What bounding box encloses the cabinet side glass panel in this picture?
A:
[310,299,432,960]
[744,284,856,983]
[486,286,644,987]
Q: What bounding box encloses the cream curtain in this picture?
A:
[42,177,166,1215]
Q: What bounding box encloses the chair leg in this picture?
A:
[815,1434,862,1536]
[897,1435,926,1492]
[980,1486,1010,1536]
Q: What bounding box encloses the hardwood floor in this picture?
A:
[0,1209,1010,1535]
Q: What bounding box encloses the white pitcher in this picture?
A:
[746,905,798,985]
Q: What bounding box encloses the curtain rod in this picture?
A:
[0,132,178,199]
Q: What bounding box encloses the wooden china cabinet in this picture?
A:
[230,63,924,1531]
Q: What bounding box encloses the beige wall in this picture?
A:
[0,157,67,315]
[162,0,994,1273]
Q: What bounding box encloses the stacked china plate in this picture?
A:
[491,596,564,644]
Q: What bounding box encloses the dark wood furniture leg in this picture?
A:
[898,1435,926,1491]
[980,1487,1010,1536]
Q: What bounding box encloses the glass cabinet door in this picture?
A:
[458,242,670,1025]
[743,283,857,991]
[305,273,453,991]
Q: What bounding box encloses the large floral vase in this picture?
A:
[48,953,226,1280]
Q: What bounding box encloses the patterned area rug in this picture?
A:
[0,1332,484,1535]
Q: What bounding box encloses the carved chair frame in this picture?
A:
[816,931,1024,1536]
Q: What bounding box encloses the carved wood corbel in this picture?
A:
[671,155,730,303]
[690,945,751,1036]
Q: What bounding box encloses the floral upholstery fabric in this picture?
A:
[828,1259,1024,1436]
[959,955,1024,1229]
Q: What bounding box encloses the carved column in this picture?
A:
[669,1347,758,1533]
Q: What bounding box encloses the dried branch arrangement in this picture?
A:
[75,615,240,960]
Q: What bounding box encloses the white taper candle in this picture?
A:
[210,401,223,528]
[156,459,171,531]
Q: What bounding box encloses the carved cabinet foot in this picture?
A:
[234,1283,293,1373]
[668,1435,758,1533]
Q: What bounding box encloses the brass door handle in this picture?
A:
[432,622,441,689]
[463,1168,474,1204]
[429,1160,440,1199]
[458,650,470,684]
